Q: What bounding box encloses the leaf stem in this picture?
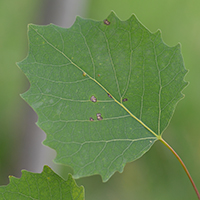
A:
[159,137,200,200]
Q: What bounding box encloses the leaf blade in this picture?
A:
[18,12,187,181]
[0,166,84,200]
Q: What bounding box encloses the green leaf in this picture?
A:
[17,12,187,182]
[0,166,84,200]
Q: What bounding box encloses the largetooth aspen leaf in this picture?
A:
[17,12,187,182]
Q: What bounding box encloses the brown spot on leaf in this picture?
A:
[107,93,112,98]
[97,116,103,121]
[96,113,103,120]
[122,98,128,102]
[89,117,94,121]
[104,19,110,25]
[90,95,97,102]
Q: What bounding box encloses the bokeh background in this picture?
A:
[0,0,200,199]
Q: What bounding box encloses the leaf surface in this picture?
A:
[0,166,84,200]
[18,12,187,181]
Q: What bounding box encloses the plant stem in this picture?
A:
[159,137,200,200]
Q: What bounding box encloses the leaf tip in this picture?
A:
[107,10,120,21]
[109,10,117,16]
[43,165,52,171]
[155,29,162,36]
[27,23,35,31]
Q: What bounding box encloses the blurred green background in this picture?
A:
[0,0,200,199]
[0,0,41,184]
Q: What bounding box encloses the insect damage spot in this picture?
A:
[96,113,103,120]
[90,95,97,103]
[122,98,128,102]
[104,19,110,25]
[107,93,112,98]
[83,72,86,76]
[89,117,94,121]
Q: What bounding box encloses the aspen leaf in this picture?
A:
[18,12,187,182]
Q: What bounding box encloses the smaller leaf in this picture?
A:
[0,165,84,200]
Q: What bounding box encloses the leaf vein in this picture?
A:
[79,24,96,78]
[99,28,122,99]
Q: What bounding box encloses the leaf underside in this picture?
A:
[18,12,187,182]
[0,166,84,200]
